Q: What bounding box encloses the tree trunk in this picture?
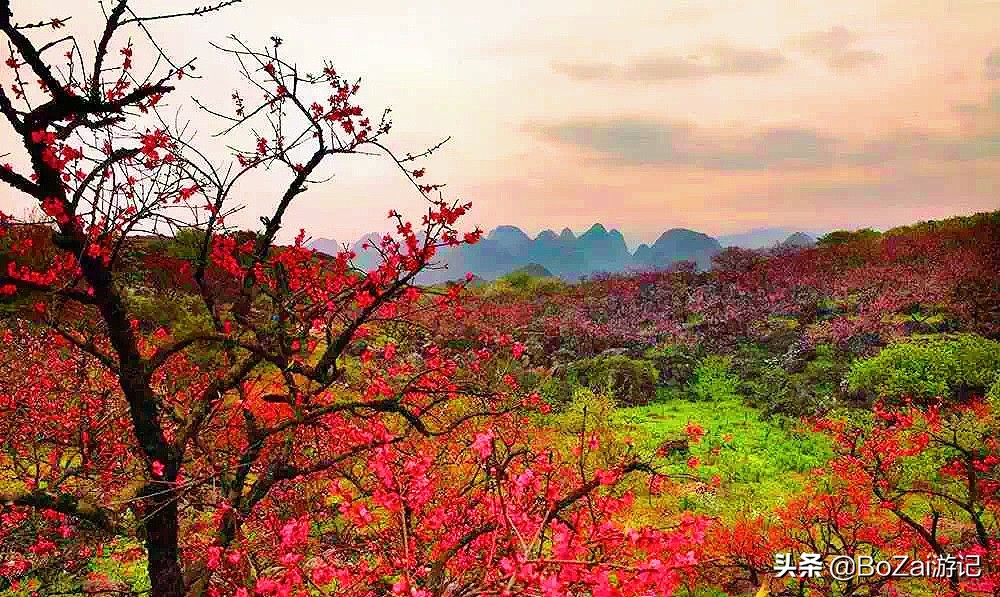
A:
[146,498,186,597]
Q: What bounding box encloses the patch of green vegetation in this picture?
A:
[686,355,740,402]
[816,227,882,247]
[4,537,152,597]
[643,342,701,391]
[481,270,566,299]
[882,210,1000,237]
[564,355,659,406]
[989,375,1000,404]
[557,386,619,434]
[612,391,833,517]
[741,343,847,418]
[87,538,151,594]
[124,288,212,336]
[537,374,574,409]
[847,333,1000,403]
[684,312,705,326]
[163,227,209,261]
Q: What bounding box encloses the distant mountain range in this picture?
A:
[717,227,828,249]
[308,224,819,284]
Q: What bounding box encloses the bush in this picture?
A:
[538,375,575,410]
[989,375,1000,402]
[987,375,1000,414]
[846,333,1000,403]
[482,270,566,299]
[745,366,838,419]
[558,387,618,434]
[644,342,701,389]
[164,227,208,261]
[687,355,740,402]
[816,228,881,247]
[737,343,848,417]
[566,355,658,406]
[802,344,843,390]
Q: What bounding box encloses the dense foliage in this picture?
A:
[563,355,658,407]
[0,2,998,597]
[846,334,1000,403]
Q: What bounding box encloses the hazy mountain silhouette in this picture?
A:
[510,263,554,277]
[308,237,341,257]
[487,225,532,255]
[310,224,726,283]
[780,232,816,248]
[632,228,721,271]
[578,224,632,273]
[718,227,827,249]
[350,233,384,272]
[308,224,832,283]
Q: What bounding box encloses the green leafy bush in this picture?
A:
[846,333,1000,403]
[566,355,658,406]
[164,227,209,261]
[644,342,702,389]
[537,375,574,409]
[987,375,1000,414]
[482,270,566,299]
[558,387,617,434]
[816,228,881,247]
[989,375,1000,401]
[739,343,848,417]
[687,355,740,401]
[745,366,839,419]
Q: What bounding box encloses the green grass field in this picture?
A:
[611,390,834,518]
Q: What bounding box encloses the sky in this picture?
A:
[0,0,997,248]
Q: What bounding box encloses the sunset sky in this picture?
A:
[1,0,997,247]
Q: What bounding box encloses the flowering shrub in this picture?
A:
[0,3,715,596]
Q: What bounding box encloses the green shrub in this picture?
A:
[987,375,1000,413]
[846,334,1000,403]
[482,270,566,299]
[443,338,475,351]
[644,342,701,389]
[125,289,211,335]
[559,387,617,434]
[687,355,740,401]
[566,355,658,406]
[747,367,838,419]
[816,228,881,247]
[989,375,1000,402]
[165,227,209,261]
[736,343,848,418]
[538,375,574,409]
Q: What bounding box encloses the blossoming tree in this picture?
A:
[0,2,709,596]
